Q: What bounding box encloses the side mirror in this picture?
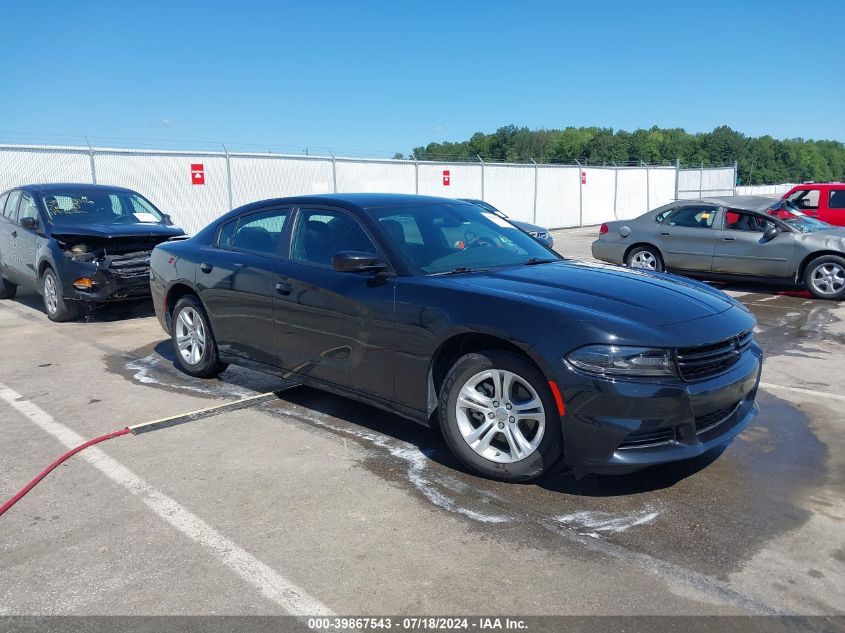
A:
[762,226,779,242]
[332,251,386,273]
[19,216,37,231]
[162,213,174,226]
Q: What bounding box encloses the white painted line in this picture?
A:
[760,381,845,402]
[0,383,333,617]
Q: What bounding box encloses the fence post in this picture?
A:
[222,143,233,210]
[330,151,337,193]
[85,136,97,184]
[574,159,583,227]
[477,155,485,199]
[700,161,704,198]
[612,161,618,219]
[643,160,650,212]
[733,160,738,195]
[412,153,419,194]
[530,158,538,224]
[674,158,680,200]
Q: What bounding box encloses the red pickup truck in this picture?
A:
[782,183,845,226]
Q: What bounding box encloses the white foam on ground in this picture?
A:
[554,507,660,534]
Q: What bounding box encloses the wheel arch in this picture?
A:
[796,250,845,284]
[623,242,664,265]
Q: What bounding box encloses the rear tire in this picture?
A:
[42,268,79,322]
[0,275,16,299]
[171,295,226,378]
[804,254,845,301]
[438,351,563,482]
[626,246,664,272]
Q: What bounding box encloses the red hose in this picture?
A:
[0,427,131,519]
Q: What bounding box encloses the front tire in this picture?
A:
[804,255,845,300]
[439,351,563,482]
[626,246,664,272]
[42,268,79,322]
[171,295,226,378]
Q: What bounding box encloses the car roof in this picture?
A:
[11,183,139,195]
[679,195,783,212]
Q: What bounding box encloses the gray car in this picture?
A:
[592,195,845,300]
[459,199,554,248]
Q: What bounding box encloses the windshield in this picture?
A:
[41,190,164,226]
[764,203,831,233]
[369,203,559,274]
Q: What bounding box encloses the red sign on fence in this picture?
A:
[191,164,205,185]
[581,171,587,185]
[442,170,450,186]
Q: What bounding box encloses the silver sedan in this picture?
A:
[591,196,845,300]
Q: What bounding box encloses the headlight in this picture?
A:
[566,345,676,377]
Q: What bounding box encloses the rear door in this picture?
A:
[712,210,794,277]
[0,191,23,283]
[654,204,718,271]
[0,191,12,281]
[196,206,292,368]
[273,206,397,402]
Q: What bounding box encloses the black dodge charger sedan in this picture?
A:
[0,184,184,321]
[150,194,762,481]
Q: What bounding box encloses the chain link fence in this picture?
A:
[0,143,737,234]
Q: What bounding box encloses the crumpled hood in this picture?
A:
[49,223,184,239]
[444,260,736,326]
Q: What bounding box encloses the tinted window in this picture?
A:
[787,189,819,210]
[0,193,8,218]
[723,211,775,232]
[18,193,39,225]
[222,209,289,255]
[665,206,716,228]
[829,189,845,210]
[369,203,556,274]
[292,209,377,267]
[4,191,22,220]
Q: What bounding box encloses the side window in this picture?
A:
[18,193,40,225]
[4,191,22,220]
[655,207,675,223]
[787,189,819,210]
[0,193,8,218]
[665,206,716,228]
[829,190,845,210]
[222,208,289,256]
[723,211,775,232]
[292,209,377,267]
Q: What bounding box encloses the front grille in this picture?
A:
[618,428,675,449]
[676,330,753,381]
[695,402,741,434]
[105,251,152,278]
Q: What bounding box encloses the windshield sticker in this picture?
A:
[133,212,159,223]
[481,212,513,228]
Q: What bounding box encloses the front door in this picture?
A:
[273,207,396,402]
[196,206,291,368]
[8,192,42,288]
[712,210,794,277]
[654,204,718,271]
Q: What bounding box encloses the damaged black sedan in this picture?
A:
[0,184,184,321]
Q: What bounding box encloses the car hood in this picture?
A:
[510,219,546,234]
[48,223,185,239]
[444,260,736,326]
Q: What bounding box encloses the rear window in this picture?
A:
[829,189,845,210]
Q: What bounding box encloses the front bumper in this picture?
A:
[554,342,763,476]
[58,259,152,302]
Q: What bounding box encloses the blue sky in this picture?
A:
[1,0,842,155]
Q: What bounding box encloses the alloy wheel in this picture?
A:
[630,251,657,270]
[810,263,845,296]
[175,307,206,365]
[43,274,58,315]
[454,368,545,464]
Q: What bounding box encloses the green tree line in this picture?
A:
[404,125,845,185]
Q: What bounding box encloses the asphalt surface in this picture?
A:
[0,226,843,617]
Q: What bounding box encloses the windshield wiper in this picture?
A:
[523,257,558,265]
[430,266,478,276]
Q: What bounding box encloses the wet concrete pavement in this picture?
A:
[0,227,842,617]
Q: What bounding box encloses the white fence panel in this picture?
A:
[484,164,535,222]
[678,167,735,198]
[616,167,649,220]
[336,160,415,194]
[536,166,579,229]
[0,147,92,192]
[580,168,616,225]
[230,155,334,208]
[649,166,676,210]
[737,183,794,196]
[94,151,230,234]
[418,163,482,199]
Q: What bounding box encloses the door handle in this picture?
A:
[11,231,17,238]
[200,263,213,273]
[722,237,735,241]
[660,232,670,236]
[275,282,293,296]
